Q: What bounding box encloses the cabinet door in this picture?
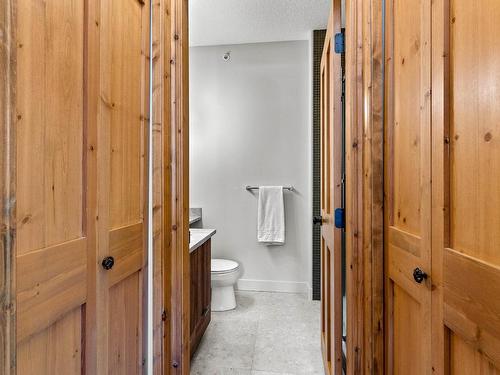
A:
[384,0,432,373]
[14,0,150,373]
[433,0,500,373]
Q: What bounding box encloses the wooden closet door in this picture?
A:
[102,0,150,373]
[320,32,336,375]
[16,1,90,372]
[320,3,343,374]
[433,0,500,373]
[384,0,432,373]
[15,0,150,373]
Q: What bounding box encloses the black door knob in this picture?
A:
[413,267,427,283]
[102,256,115,270]
[313,216,323,225]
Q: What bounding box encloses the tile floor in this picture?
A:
[190,291,324,375]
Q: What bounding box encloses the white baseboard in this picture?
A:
[236,278,310,294]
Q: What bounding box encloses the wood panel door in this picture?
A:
[14,0,150,373]
[432,0,500,373]
[320,3,343,374]
[384,0,432,373]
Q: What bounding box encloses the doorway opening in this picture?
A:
[184,1,347,374]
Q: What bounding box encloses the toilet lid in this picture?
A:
[211,259,239,273]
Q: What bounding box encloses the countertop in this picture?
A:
[189,213,202,225]
[189,208,202,225]
[189,228,216,253]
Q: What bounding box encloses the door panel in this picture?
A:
[102,0,149,371]
[385,0,432,373]
[321,33,336,375]
[15,0,150,373]
[109,272,142,375]
[320,3,343,374]
[17,307,83,374]
[440,0,500,371]
[16,0,87,372]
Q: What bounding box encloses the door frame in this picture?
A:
[162,0,384,375]
[165,0,191,373]
[0,0,17,372]
[164,0,387,374]
[344,0,385,373]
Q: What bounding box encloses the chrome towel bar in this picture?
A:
[245,185,295,192]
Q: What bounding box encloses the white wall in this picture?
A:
[190,41,312,294]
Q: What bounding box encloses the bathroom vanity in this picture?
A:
[189,228,216,355]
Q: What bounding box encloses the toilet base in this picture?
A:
[211,285,236,312]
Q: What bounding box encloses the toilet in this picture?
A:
[211,259,241,312]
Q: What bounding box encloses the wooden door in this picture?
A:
[384,0,432,373]
[14,0,150,373]
[432,0,500,373]
[320,3,343,374]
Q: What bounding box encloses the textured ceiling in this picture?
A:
[189,0,331,47]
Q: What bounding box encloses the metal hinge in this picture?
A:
[335,32,345,54]
[335,208,345,229]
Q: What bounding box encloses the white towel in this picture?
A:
[257,186,285,245]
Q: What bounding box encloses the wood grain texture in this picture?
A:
[330,1,344,373]
[16,239,87,341]
[433,0,500,373]
[16,0,84,256]
[360,0,385,372]
[101,0,150,372]
[384,0,433,374]
[151,0,173,373]
[444,249,500,368]
[107,0,146,231]
[429,0,449,372]
[0,0,16,371]
[84,0,108,372]
[345,0,366,373]
[16,1,87,374]
[151,0,165,371]
[169,0,190,373]
[108,272,141,375]
[17,307,82,375]
[189,240,211,356]
[320,11,343,372]
[12,0,151,373]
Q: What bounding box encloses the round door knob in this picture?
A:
[102,256,115,270]
[313,216,323,225]
[413,267,427,283]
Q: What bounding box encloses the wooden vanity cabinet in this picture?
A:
[190,239,212,356]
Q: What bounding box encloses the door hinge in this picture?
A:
[162,310,167,321]
[334,32,345,54]
[335,208,345,229]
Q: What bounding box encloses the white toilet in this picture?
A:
[211,259,241,312]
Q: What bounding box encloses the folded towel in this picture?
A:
[257,186,285,245]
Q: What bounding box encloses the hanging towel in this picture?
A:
[257,186,285,245]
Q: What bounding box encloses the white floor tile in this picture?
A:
[190,291,324,375]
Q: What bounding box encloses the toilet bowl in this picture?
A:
[211,259,240,312]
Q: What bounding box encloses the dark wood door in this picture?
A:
[190,240,211,356]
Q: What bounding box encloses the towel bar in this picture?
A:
[245,185,295,192]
